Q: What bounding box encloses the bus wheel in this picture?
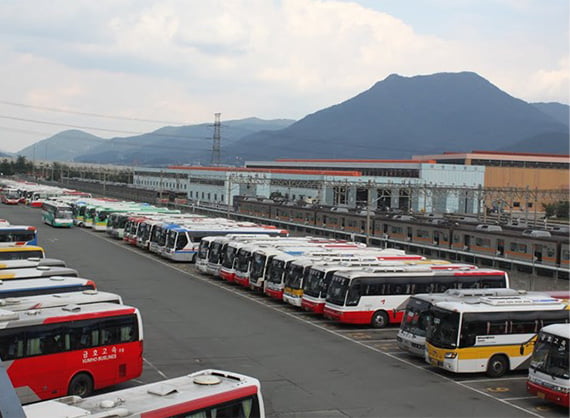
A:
[68,373,93,397]
[371,311,389,328]
[486,355,508,378]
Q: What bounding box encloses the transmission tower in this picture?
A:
[211,112,221,166]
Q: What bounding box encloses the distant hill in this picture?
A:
[531,102,569,126]
[221,72,569,162]
[17,130,106,161]
[75,118,294,165]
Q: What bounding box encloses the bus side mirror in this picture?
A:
[519,345,524,356]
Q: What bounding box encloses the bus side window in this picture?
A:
[176,234,188,251]
[0,330,24,360]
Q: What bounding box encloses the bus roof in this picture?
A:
[0,302,137,326]
[0,266,78,279]
[0,225,36,231]
[0,258,66,269]
[23,369,261,418]
[0,245,44,254]
[334,267,506,279]
[0,290,122,311]
[434,295,568,313]
[0,277,96,297]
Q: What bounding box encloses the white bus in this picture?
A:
[425,295,569,377]
[527,323,570,407]
[397,288,527,357]
[163,224,289,263]
[323,268,510,328]
[24,369,265,418]
[41,201,74,228]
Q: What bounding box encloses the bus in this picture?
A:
[0,302,143,403]
[221,237,321,283]
[0,289,122,312]
[301,259,452,314]
[163,225,289,263]
[283,252,431,308]
[0,226,38,247]
[397,288,529,357]
[24,369,265,418]
[0,246,45,260]
[323,268,510,328]
[527,323,570,407]
[1,189,20,205]
[425,295,569,377]
[0,277,96,299]
[41,201,74,228]
[0,265,78,280]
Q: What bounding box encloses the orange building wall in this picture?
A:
[485,167,570,190]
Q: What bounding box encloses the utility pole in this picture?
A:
[211,113,221,166]
[366,180,372,245]
[226,174,232,219]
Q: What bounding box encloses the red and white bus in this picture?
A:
[0,302,143,403]
[323,267,509,328]
[24,369,265,418]
[300,258,451,314]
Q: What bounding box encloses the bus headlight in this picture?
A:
[444,352,457,359]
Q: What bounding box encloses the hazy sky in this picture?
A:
[0,0,568,153]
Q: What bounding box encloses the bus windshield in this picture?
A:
[208,243,222,263]
[267,259,286,284]
[250,253,267,280]
[304,269,325,297]
[400,297,432,337]
[287,265,305,289]
[198,240,209,259]
[427,307,460,349]
[222,246,238,268]
[56,209,73,219]
[530,332,569,379]
[327,276,349,306]
[236,250,251,272]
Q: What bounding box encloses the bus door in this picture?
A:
[496,239,505,257]
[406,227,413,241]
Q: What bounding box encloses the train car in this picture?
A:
[235,198,569,272]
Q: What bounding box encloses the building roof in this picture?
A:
[166,166,362,176]
[412,151,570,163]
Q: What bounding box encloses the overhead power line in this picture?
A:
[0,100,185,125]
[0,114,209,140]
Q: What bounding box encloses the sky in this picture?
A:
[0,0,568,153]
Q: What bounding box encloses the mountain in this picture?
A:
[531,102,569,126]
[500,131,569,154]
[17,130,106,161]
[75,117,294,166]
[221,72,569,162]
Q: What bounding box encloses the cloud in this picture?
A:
[0,0,567,153]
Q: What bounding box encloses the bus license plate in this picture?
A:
[537,391,546,399]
